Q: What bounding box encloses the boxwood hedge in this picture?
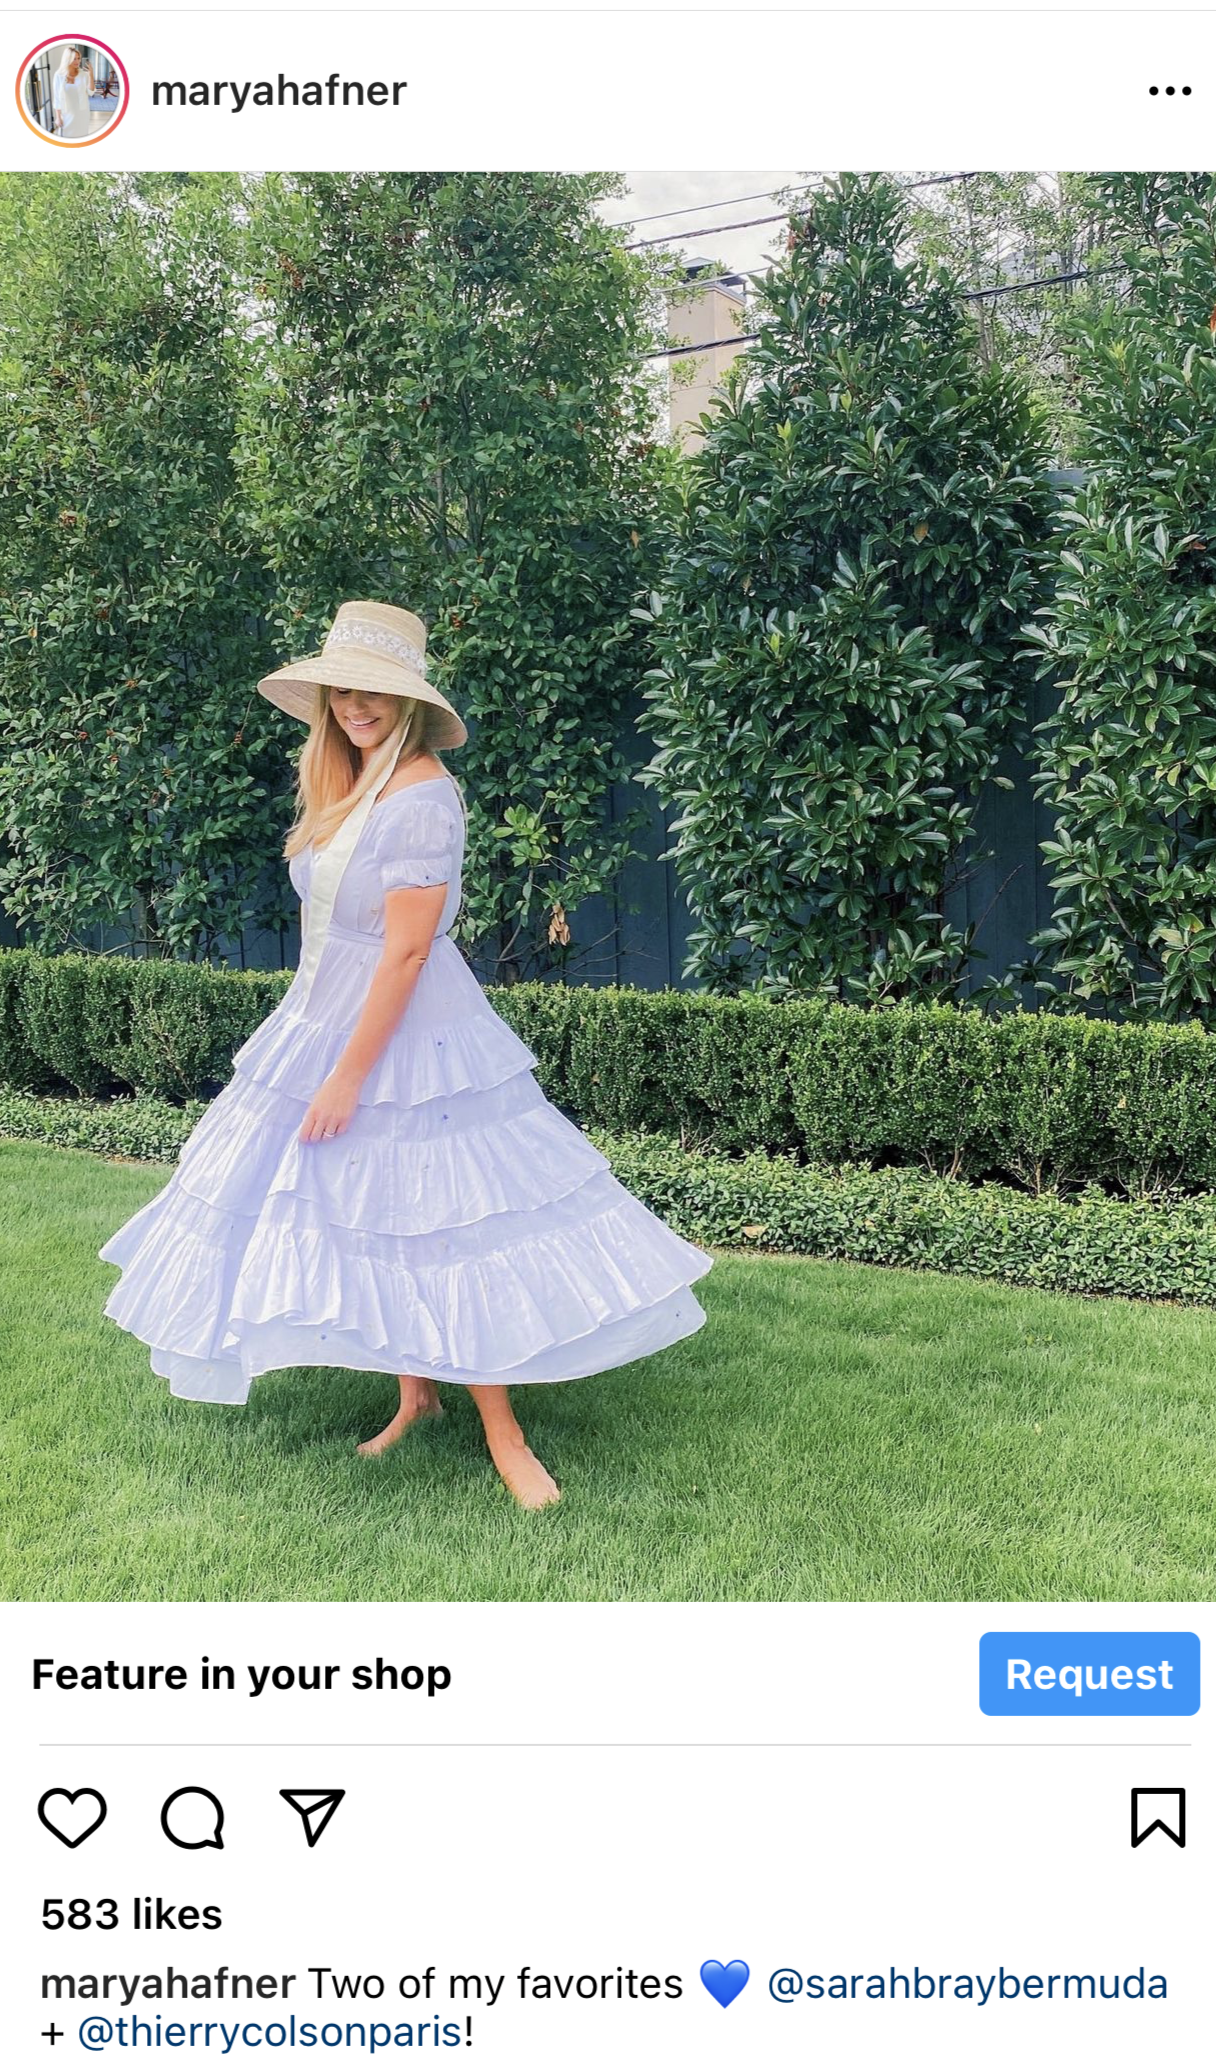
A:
[4,946,1216,1197]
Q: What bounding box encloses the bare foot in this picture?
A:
[356,1379,444,1457]
[487,1432,561,1509]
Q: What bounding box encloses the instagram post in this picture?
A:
[2,154,1215,1603]
[0,8,1211,2051]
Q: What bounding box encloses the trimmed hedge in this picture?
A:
[0,950,287,1103]
[596,1132,1216,1307]
[6,947,1216,1196]
[0,1085,202,1165]
[8,1082,1216,1308]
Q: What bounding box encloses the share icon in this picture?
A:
[280,1789,346,1848]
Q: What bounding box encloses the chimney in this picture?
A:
[667,266,749,452]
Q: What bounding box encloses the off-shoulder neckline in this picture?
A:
[371,774,455,811]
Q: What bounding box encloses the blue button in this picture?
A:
[980,1632,1200,1716]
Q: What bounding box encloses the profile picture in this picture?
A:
[16,36,128,146]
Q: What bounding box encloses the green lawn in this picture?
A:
[3,1138,1215,1601]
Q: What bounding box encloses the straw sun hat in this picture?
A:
[257,600,468,749]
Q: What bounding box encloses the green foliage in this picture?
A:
[453,985,1216,1197]
[598,1132,1216,1309]
[0,1084,200,1164]
[553,987,795,1154]
[1028,175,1216,1016]
[0,172,679,980]
[14,951,114,1096]
[13,946,1216,1199]
[0,173,285,959]
[780,1002,1216,1197]
[904,172,1115,456]
[236,172,677,981]
[637,173,1054,1000]
[0,950,56,1091]
[119,958,287,1100]
[0,948,288,1102]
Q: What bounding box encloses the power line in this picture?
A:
[628,209,793,253]
[648,258,1112,363]
[652,328,758,362]
[623,173,977,252]
[663,248,1090,304]
[604,182,819,232]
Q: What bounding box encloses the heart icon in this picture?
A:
[700,1959,750,2008]
[38,1788,108,1849]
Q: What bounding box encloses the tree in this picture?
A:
[236,172,676,982]
[1027,175,1216,1017]
[0,173,284,960]
[904,172,1113,456]
[637,172,1054,1000]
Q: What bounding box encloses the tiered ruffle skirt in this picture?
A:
[98,929,712,1404]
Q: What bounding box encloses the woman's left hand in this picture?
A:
[298,1070,361,1144]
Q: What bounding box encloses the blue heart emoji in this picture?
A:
[700,1959,750,2008]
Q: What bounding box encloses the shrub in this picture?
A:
[0,948,290,1103]
[15,951,115,1097]
[566,989,796,1151]
[0,172,285,960]
[598,1132,1216,1308]
[0,1084,199,1165]
[9,949,1216,1198]
[1028,174,1216,1015]
[0,949,57,1092]
[237,171,676,983]
[637,172,1054,1000]
[122,960,287,1101]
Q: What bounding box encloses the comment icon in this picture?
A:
[160,1786,225,1851]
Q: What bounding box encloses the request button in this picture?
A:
[980,1632,1200,1716]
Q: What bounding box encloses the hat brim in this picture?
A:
[257,648,467,748]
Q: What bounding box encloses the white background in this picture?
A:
[4,1601,1209,2051]
[3,11,1214,169]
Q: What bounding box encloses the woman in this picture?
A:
[98,600,713,1509]
[52,46,97,139]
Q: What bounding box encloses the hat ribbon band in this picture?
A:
[324,621,429,680]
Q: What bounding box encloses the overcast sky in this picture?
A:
[601,170,809,284]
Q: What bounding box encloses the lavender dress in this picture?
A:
[98,775,712,1403]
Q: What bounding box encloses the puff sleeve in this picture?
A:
[378,795,458,894]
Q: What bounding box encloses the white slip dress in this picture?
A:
[98,769,713,1405]
[54,71,92,138]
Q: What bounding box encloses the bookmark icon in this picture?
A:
[1130,1788,1186,1849]
[280,1789,345,1848]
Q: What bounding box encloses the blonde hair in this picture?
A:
[283,687,468,859]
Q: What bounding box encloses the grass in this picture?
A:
[3,1137,1215,1601]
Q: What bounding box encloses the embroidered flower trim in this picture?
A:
[326,622,429,679]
